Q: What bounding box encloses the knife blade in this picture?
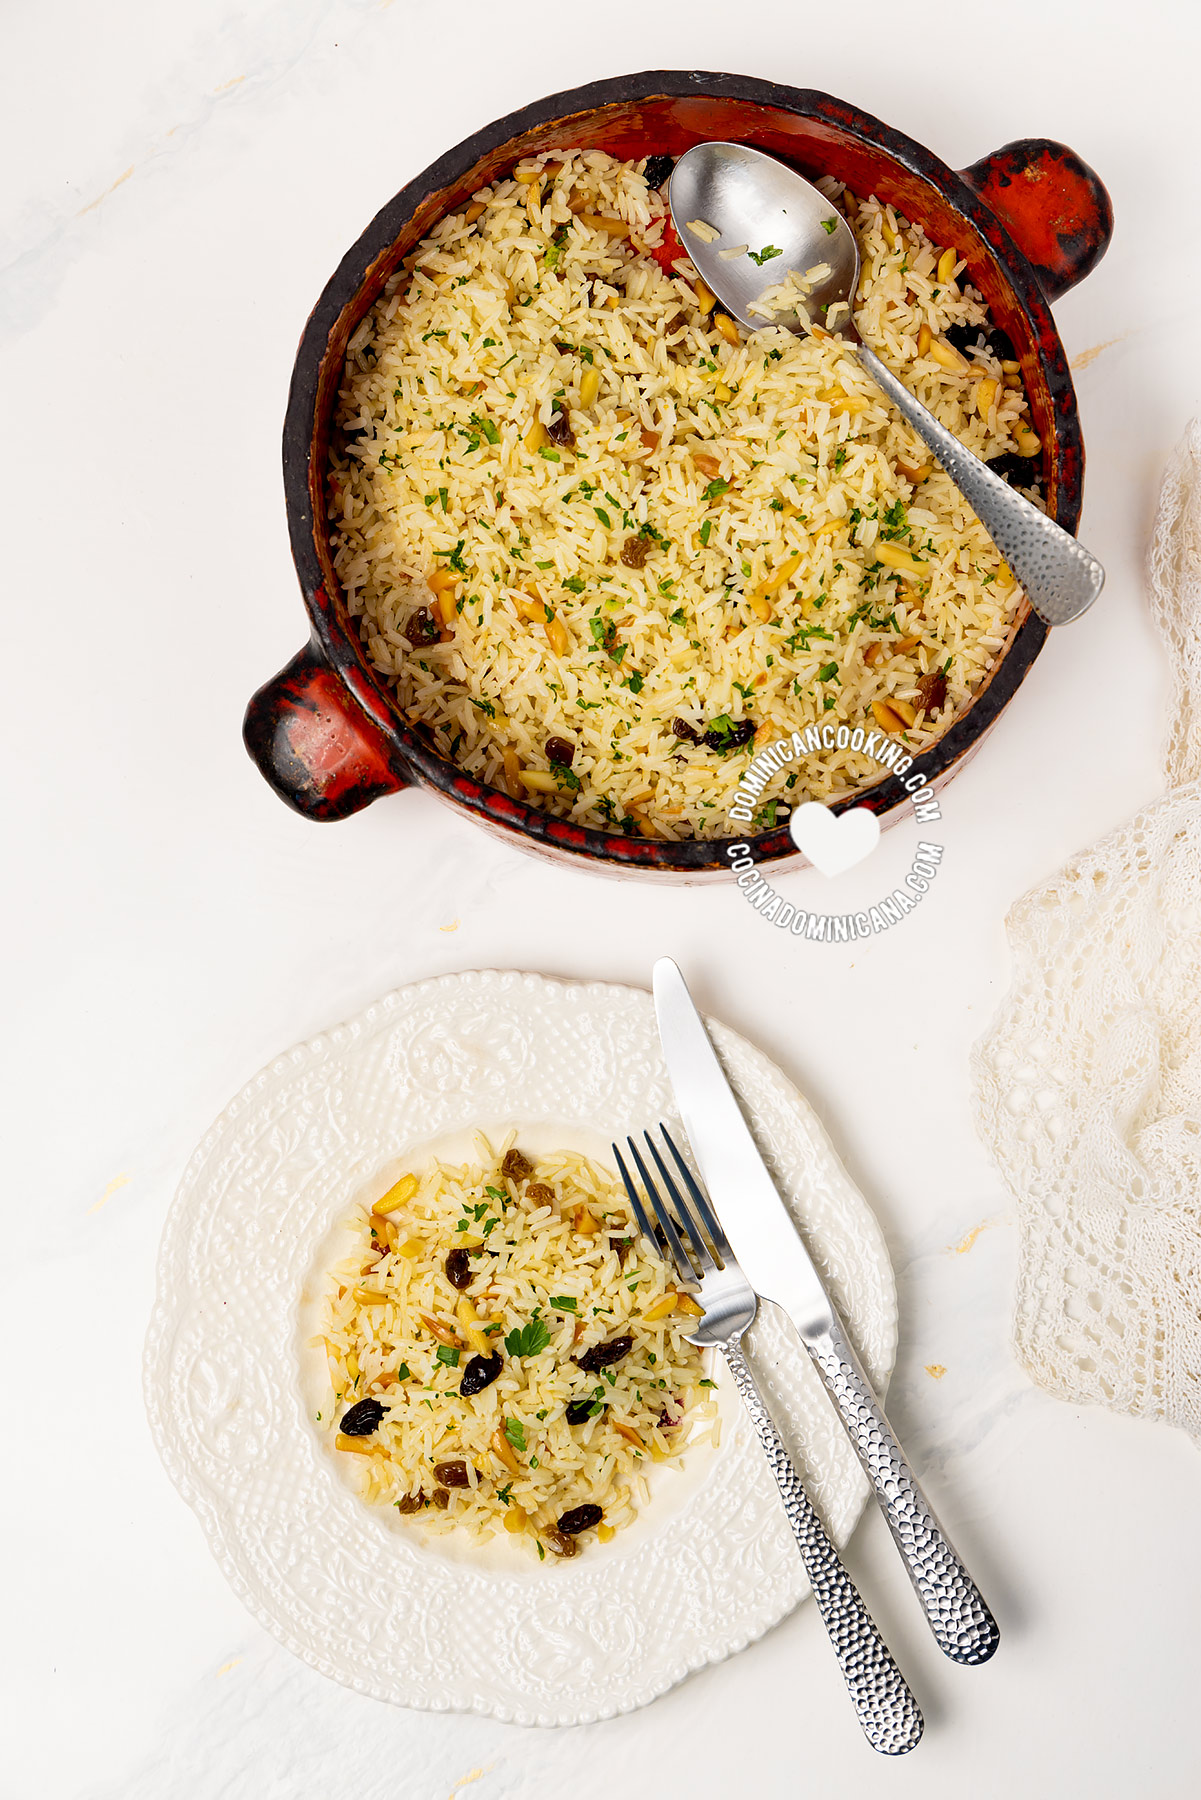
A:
[652,954,1001,1666]
[652,954,837,1338]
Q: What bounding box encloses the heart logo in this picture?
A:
[788,802,880,877]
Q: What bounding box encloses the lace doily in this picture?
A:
[973,421,1201,1438]
[144,971,896,1722]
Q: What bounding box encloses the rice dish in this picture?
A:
[316,1135,712,1557]
[328,152,1040,839]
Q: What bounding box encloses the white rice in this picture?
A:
[329,152,1039,839]
[316,1136,711,1558]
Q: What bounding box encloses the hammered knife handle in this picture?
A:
[805,1315,1000,1666]
[723,1338,923,1755]
[855,341,1104,628]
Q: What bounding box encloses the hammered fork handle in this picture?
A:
[805,1315,1000,1666]
[723,1337,923,1755]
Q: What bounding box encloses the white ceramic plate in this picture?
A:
[144,971,896,1724]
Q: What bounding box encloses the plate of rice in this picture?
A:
[146,970,896,1722]
[328,147,1040,842]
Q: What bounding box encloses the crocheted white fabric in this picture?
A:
[973,421,1201,1438]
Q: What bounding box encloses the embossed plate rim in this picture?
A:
[144,969,896,1724]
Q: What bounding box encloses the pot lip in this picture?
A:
[282,67,1073,873]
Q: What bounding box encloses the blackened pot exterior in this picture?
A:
[245,70,1112,880]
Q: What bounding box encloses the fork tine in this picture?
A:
[624,1137,701,1283]
[612,1141,657,1246]
[643,1130,716,1272]
[660,1125,733,1257]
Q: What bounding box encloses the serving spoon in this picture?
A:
[669,141,1104,627]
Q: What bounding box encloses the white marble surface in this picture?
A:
[6,2,1201,1794]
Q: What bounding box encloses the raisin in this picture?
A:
[544,1528,579,1558]
[526,1182,556,1204]
[986,325,1016,362]
[431,1487,450,1509]
[566,1397,598,1425]
[916,668,948,714]
[460,1352,503,1397]
[546,735,575,766]
[502,1149,534,1181]
[944,322,985,355]
[665,310,687,335]
[339,1398,387,1437]
[547,406,576,448]
[987,451,1041,490]
[577,1335,633,1373]
[445,1247,472,1290]
[609,1235,632,1266]
[642,154,674,190]
[403,606,439,647]
[433,1459,470,1487]
[557,1503,604,1535]
[620,534,652,569]
[394,1493,425,1514]
[671,717,701,744]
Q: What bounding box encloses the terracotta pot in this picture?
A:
[244,70,1112,879]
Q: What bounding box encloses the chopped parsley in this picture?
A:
[549,1296,577,1311]
[702,478,730,505]
[748,244,784,266]
[821,217,838,235]
[396,1362,411,1380]
[699,519,712,546]
[817,661,840,682]
[435,1344,460,1368]
[504,1319,550,1359]
[504,1416,528,1451]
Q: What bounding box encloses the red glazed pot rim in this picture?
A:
[247,70,1112,879]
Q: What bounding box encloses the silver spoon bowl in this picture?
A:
[669,141,1104,627]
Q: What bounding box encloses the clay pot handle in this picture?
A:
[959,138,1113,301]
[243,642,409,821]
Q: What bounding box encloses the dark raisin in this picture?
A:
[460,1352,503,1397]
[566,1397,597,1425]
[621,534,652,569]
[445,1247,472,1290]
[527,1182,556,1204]
[547,406,576,448]
[642,154,674,190]
[394,1493,425,1514]
[664,310,687,335]
[544,1528,579,1558]
[502,1149,534,1181]
[340,1398,387,1437]
[431,1487,450,1509]
[986,325,1016,362]
[987,451,1041,490]
[546,735,575,766]
[916,669,948,714]
[705,718,755,752]
[577,1334,633,1373]
[609,1235,632,1266]
[944,322,985,355]
[433,1459,470,1487]
[671,717,701,744]
[557,1503,604,1535]
[403,606,440,647]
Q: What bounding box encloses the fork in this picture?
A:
[614,1125,924,1757]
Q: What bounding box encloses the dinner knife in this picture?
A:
[652,956,1000,1667]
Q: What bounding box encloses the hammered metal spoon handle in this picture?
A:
[855,343,1104,627]
[724,1337,924,1755]
[805,1313,1000,1666]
